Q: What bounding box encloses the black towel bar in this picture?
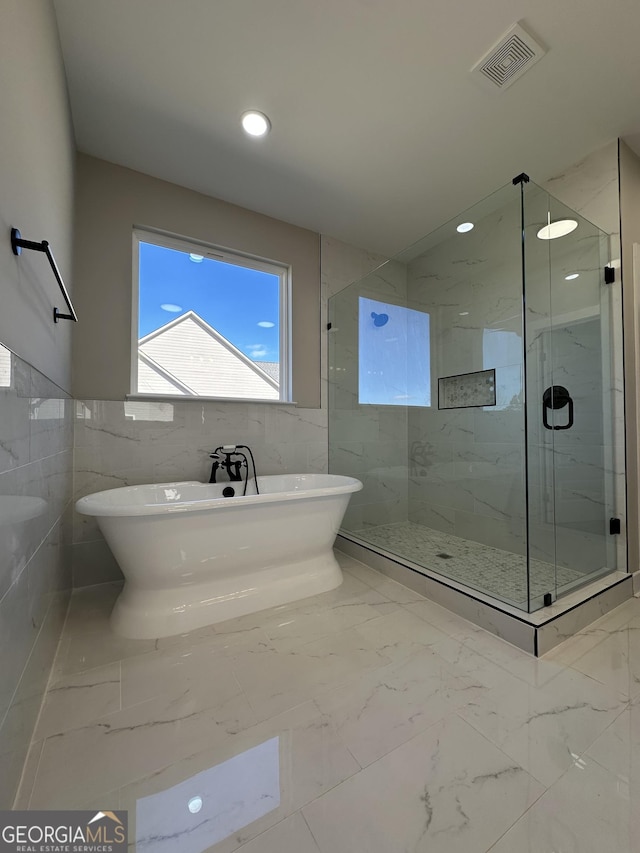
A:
[11,227,78,324]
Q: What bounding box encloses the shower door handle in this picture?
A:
[542,385,574,431]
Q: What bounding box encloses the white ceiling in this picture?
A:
[53,0,640,255]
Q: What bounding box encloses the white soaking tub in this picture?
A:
[75,474,362,639]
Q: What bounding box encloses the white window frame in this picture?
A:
[131,227,292,402]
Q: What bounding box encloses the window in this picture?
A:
[482,328,522,410]
[0,344,11,388]
[132,230,291,401]
[358,297,431,406]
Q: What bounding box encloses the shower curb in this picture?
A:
[336,534,632,657]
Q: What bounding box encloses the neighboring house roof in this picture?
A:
[138,311,280,399]
[254,361,280,383]
[138,350,196,395]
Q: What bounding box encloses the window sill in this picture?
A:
[126,394,298,405]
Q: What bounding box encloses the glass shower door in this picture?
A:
[524,184,625,609]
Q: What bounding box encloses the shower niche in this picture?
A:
[328,175,628,643]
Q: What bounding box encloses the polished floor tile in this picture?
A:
[120,641,233,709]
[566,616,640,701]
[586,698,640,782]
[15,552,640,853]
[303,715,544,853]
[30,686,258,809]
[458,665,625,786]
[314,647,482,767]
[35,661,121,739]
[234,813,320,853]
[487,758,639,853]
[120,701,358,852]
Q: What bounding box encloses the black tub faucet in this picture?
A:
[208,445,260,496]
[209,446,244,483]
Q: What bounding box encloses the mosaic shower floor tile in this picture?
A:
[352,521,586,608]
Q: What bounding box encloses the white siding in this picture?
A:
[140,316,279,399]
[137,357,188,395]
[0,344,10,387]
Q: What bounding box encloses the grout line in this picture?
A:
[301,809,323,851]
[1,518,74,725]
[12,737,44,811]
[483,684,630,853]
[452,709,552,790]
[10,586,73,808]
[0,497,74,609]
[24,738,45,810]
[483,780,548,852]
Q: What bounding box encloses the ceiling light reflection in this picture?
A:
[537,219,578,240]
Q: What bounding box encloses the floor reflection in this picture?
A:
[135,737,280,852]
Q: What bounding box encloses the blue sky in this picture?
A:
[138,242,280,362]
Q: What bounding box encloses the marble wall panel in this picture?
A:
[72,399,330,585]
[406,187,526,554]
[324,237,409,532]
[0,344,72,807]
[542,141,626,571]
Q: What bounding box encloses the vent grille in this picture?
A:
[472,22,546,90]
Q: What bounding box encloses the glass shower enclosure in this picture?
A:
[328,176,626,612]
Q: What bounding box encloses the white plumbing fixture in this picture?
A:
[76,474,362,639]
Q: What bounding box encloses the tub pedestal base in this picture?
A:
[110,552,344,639]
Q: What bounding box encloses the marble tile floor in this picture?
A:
[355,520,586,608]
[13,550,640,852]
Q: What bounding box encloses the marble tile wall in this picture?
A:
[72,399,329,585]
[406,189,528,563]
[543,141,621,260]
[320,236,389,411]
[541,141,627,572]
[0,343,73,808]
[324,240,409,531]
[521,166,625,574]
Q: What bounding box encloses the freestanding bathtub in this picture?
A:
[75,473,362,639]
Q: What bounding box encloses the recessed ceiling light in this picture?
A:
[161,303,182,313]
[188,796,203,814]
[189,254,204,263]
[241,111,271,137]
[257,321,275,328]
[457,222,474,233]
[565,273,580,280]
[537,219,578,240]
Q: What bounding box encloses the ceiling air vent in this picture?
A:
[472,22,546,91]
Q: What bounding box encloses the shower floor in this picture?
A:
[352,521,586,608]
